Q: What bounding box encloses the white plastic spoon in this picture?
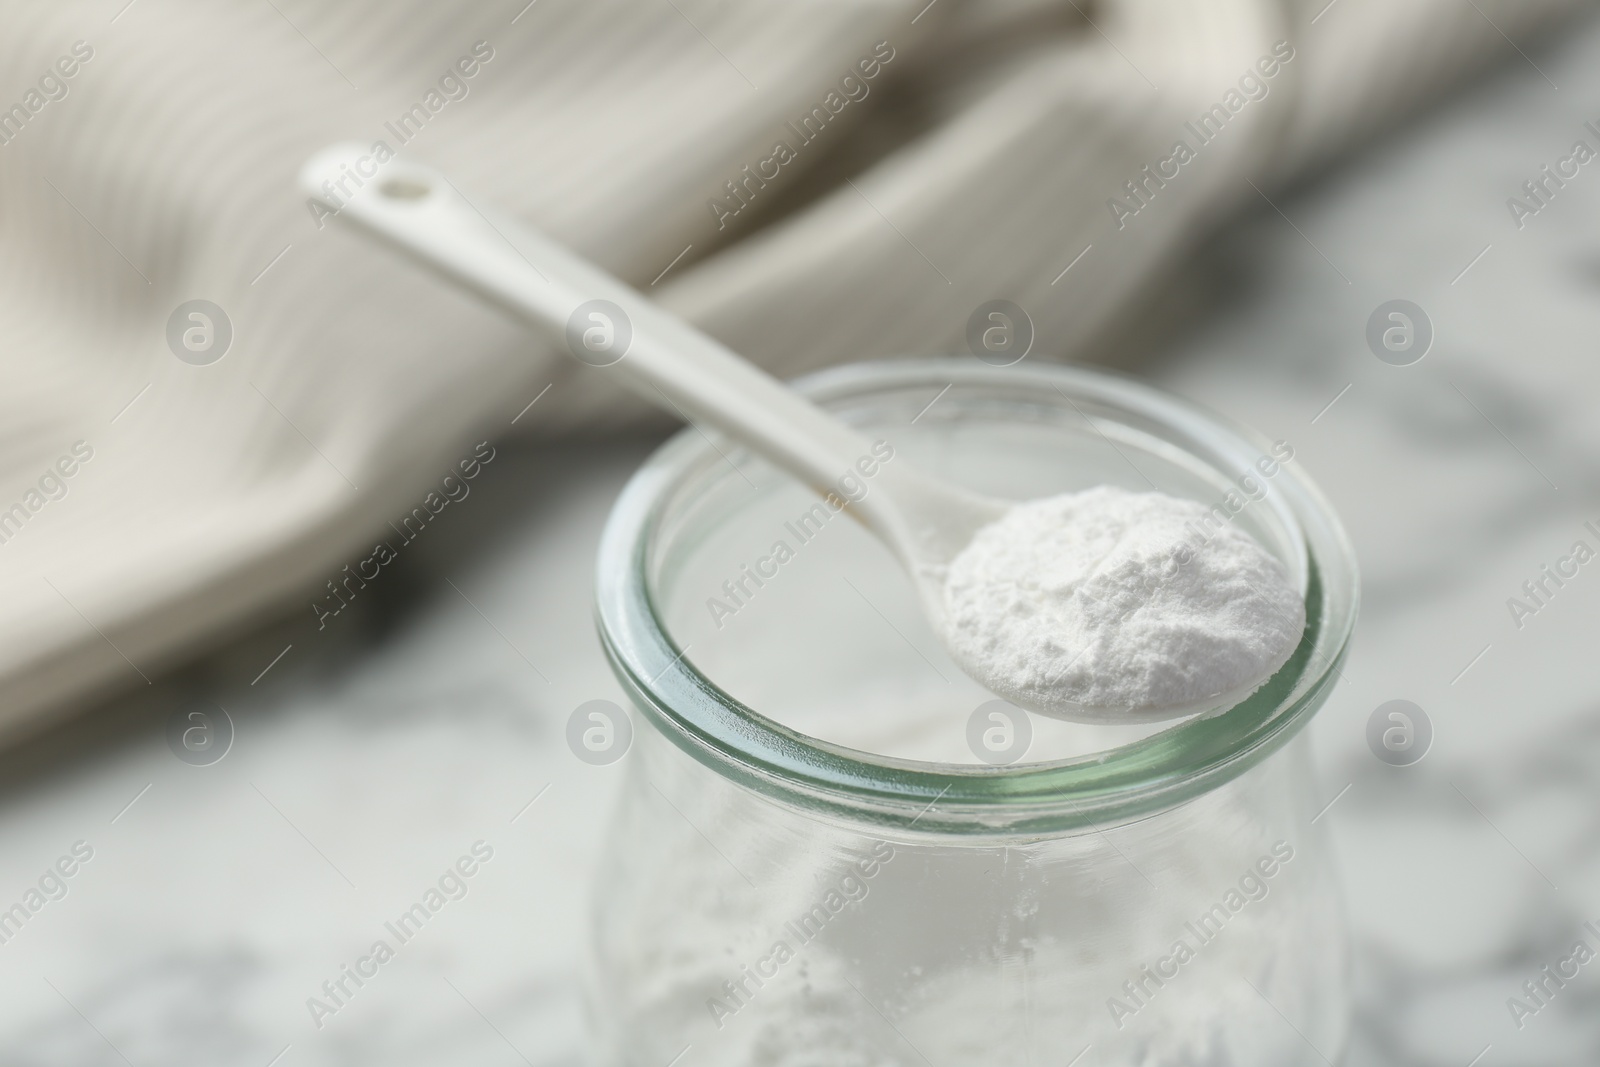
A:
[298,143,1303,725]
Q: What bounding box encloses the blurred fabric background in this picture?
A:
[2,1,1600,1064]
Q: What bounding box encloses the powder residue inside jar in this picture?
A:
[941,486,1305,715]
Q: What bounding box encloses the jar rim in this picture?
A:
[595,359,1359,835]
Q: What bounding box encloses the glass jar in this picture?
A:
[588,359,1359,1067]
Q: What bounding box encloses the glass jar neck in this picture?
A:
[595,360,1358,837]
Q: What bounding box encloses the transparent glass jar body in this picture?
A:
[589,361,1358,1067]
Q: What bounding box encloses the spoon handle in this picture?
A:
[300,144,885,509]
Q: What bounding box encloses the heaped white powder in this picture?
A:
[942,486,1305,715]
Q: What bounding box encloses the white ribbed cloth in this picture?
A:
[0,0,1581,738]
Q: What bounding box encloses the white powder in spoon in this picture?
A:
[942,486,1304,716]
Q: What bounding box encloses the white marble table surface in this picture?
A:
[4,14,1600,1067]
